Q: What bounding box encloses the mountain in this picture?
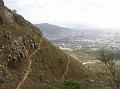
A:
[35,23,76,41]
[35,23,104,42]
[35,23,68,35]
[0,1,90,89]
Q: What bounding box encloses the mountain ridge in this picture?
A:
[35,23,75,41]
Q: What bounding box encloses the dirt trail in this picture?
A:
[61,56,71,81]
[16,38,43,89]
[69,53,100,65]
[81,60,100,65]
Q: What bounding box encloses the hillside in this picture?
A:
[35,23,104,43]
[35,23,76,41]
[35,23,68,35]
[0,1,90,89]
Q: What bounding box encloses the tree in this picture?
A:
[98,49,120,89]
[12,9,17,14]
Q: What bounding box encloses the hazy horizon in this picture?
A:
[4,0,120,30]
[36,23,120,33]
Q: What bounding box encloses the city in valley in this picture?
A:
[36,23,120,52]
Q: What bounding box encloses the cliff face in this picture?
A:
[0,0,90,89]
[0,0,4,7]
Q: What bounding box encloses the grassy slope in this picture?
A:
[21,38,90,89]
[0,4,90,89]
[0,23,42,89]
[65,51,112,89]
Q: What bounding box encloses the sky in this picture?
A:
[4,0,120,29]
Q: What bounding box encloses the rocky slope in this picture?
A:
[0,0,90,89]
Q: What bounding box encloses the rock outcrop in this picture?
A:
[0,0,4,7]
[0,0,13,25]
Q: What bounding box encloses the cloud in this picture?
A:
[4,0,120,29]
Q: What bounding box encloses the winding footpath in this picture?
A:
[16,38,43,89]
[61,56,71,81]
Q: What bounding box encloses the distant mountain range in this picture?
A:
[35,23,76,41]
[35,23,104,41]
[35,23,69,35]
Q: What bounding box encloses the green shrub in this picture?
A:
[59,79,90,89]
